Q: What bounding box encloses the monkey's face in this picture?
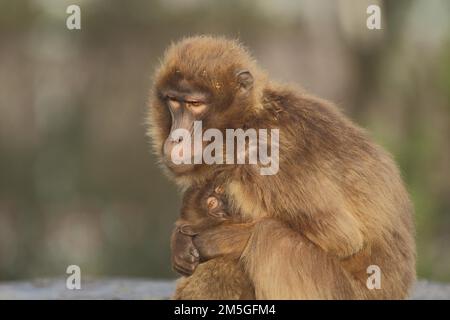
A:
[158,78,210,173]
[149,36,257,175]
[155,69,254,175]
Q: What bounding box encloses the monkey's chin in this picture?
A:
[163,160,196,175]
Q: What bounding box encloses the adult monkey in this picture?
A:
[147,36,416,299]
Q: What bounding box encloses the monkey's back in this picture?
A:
[262,88,416,298]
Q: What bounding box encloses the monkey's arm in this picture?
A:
[192,222,254,261]
[227,171,365,259]
[193,217,354,299]
[191,209,364,264]
[300,207,364,258]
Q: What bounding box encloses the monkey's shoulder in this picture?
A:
[262,87,348,127]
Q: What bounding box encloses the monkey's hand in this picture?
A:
[193,222,253,262]
[171,224,200,276]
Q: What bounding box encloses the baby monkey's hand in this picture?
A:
[171,224,199,276]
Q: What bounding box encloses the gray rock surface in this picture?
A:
[0,278,448,299]
[0,278,177,300]
[410,280,450,300]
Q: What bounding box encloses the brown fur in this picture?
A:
[147,35,416,299]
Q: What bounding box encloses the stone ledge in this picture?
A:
[0,279,448,300]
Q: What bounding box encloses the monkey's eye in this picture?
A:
[186,100,204,107]
[185,100,207,114]
[166,96,180,108]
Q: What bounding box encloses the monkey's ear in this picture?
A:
[236,70,254,92]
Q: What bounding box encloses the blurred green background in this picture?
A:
[0,0,449,281]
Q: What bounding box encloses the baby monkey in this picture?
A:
[171,181,232,276]
[171,180,254,299]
